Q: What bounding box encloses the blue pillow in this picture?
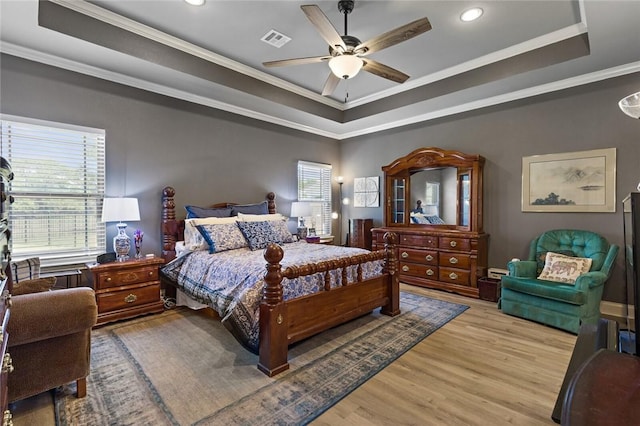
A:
[236,221,283,251]
[195,223,247,253]
[426,215,446,224]
[231,201,269,216]
[185,205,233,219]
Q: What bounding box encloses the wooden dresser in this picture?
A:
[349,219,373,250]
[372,228,488,298]
[0,158,13,425]
[87,257,165,326]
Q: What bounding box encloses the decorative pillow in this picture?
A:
[184,217,238,251]
[236,221,284,251]
[185,205,233,219]
[11,257,41,283]
[231,201,269,216]
[268,220,294,243]
[410,213,430,224]
[196,223,247,253]
[12,276,56,295]
[426,215,446,225]
[237,213,287,222]
[537,252,593,284]
[536,249,575,275]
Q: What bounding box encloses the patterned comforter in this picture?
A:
[160,241,383,353]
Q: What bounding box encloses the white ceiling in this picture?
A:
[1,0,639,139]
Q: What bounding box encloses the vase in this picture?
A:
[113,223,131,262]
[135,242,142,259]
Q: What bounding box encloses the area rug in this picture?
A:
[55,291,468,426]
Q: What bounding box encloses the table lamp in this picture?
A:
[290,201,312,239]
[101,197,141,261]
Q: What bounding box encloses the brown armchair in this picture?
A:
[7,286,97,403]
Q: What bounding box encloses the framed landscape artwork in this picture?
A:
[522,148,616,212]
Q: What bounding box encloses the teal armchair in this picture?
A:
[500,229,618,334]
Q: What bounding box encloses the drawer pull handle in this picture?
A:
[3,409,12,426]
[425,254,433,261]
[124,294,138,303]
[148,271,154,276]
[450,241,457,248]
[402,265,409,272]
[401,252,409,259]
[426,269,434,276]
[2,353,14,374]
[449,272,458,280]
[449,257,458,264]
[106,277,112,282]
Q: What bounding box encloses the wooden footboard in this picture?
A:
[259,233,399,376]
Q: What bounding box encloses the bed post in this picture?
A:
[381,232,401,316]
[161,186,178,262]
[258,243,289,376]
[266,192,276,214]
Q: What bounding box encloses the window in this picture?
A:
[297,161,332,235]
[425,181,440,215]
[0,114,106,268]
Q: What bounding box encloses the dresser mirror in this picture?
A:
[382,147,484,232]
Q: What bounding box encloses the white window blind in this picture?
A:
[0,114,106,268]
[297,160,332,235]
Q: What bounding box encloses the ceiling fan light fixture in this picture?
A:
[184,0,205,6]
[460,7,483,22]
[328,55,363,79]
[619,91,640,119]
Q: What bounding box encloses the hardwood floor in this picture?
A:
[12,284,576,426]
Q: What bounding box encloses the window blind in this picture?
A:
[0,114,106,268]
[297,160,332,235]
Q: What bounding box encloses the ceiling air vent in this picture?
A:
[260,29,291,48]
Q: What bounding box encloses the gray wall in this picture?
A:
[340,72,640,303]
[1,53,638,303]
[0,54,340,260]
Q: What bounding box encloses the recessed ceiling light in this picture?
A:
[184,0,205,6]
[460,7,483,22]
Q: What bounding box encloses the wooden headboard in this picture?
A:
[161,186,277,262]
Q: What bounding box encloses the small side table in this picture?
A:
[477,277,501,302]
[87,257,165,326]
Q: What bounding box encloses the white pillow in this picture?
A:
[537,252,592,284]
[237,213,287,222]
[184,216,238,251]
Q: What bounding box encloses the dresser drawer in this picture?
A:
[400,262,438,279]
[96,266,159,289]
[439,252,471,269]
[399,248,438,265]
[439,237,470,252]
[97,282,161,313]
[439,267,470,286]
[400,234,438,248]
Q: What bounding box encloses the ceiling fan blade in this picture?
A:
[263,56,331,68]
[301,4,346,51]
[356,17,432,56]
[321,73,341,96]
[362,59,409,84]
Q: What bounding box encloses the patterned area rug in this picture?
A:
[55,292,468,425]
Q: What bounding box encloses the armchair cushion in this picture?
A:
[538,252,592,284]
[12,277,56,296]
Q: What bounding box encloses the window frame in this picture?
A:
[297,160,332,236]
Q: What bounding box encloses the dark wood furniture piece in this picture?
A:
[0,158,12,424]
[349,218,373,250]
[372,147,488,298]
[160,186,399,376]
[477,277,500,302]
[87,257,165,326]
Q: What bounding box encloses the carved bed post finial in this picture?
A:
[162,186,177,262]
[259,243,289,376]
[266,192,276,214]
[382,232,401,316]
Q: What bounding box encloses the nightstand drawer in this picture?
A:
[96,266,159,289]
[399,248,438,265]
[97,282,161,313]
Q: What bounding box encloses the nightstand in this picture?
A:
[87,257,165,326]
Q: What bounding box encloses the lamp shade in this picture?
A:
[619,92,640,119]
[290,201,312,218]
[101,198,141,223]
[329,55,364,80]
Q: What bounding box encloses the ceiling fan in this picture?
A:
[262,1,432,96]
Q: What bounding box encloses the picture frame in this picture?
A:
[522,148,616,212]
[353,176,380,207]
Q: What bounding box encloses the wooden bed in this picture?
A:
[160,186,400,376]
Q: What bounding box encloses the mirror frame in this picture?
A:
[382,147,485,232]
